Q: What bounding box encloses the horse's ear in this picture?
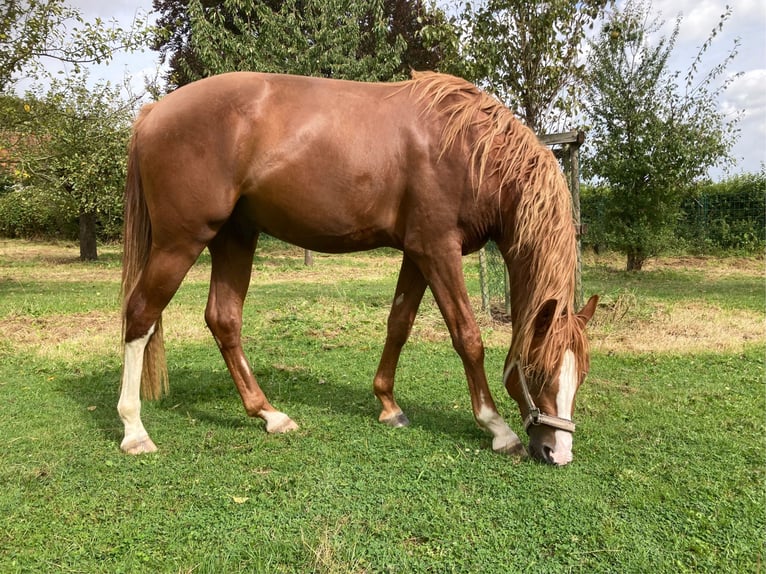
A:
[577,295,599,325]
[534,299,559,336]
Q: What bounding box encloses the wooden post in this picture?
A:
[539,130,585,310]
[570,140,583,311]
[477,130,586,316]
[503,264,511,315]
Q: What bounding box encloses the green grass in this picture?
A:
[0,241,763,573]
[584,260,763,312]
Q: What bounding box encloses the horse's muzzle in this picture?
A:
[528,427,574,466]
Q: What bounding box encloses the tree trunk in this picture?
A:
[79,210,98,261]
[626,251,645,271]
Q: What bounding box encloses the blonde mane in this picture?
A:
[408,71,585,378]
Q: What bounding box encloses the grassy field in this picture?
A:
[0,239,763,573]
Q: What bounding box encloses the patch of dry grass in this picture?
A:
[583,251,764,278]
[590,302,762,354]
[0,240,762,360]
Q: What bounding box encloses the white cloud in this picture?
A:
[612,0,765,175]
[70,0,151,21]
[723,69,766,173]
[724,69,766,123]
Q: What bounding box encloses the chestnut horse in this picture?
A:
[119,71,597,465]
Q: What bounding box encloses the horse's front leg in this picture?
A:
[373,254,428,427]
[414,248,526,456]
[206,227,298,434]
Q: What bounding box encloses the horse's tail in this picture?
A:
[121,103,168,400]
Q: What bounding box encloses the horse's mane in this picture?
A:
[408,71,585,379]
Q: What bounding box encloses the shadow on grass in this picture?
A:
[58,346,486,449]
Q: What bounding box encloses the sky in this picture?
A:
[59,0,765,179]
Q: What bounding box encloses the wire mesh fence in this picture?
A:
[677,188,765,252]
[477,241,511,321]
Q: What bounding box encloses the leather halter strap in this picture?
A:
[504,360,576,434]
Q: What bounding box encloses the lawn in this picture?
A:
[0,239,763,573]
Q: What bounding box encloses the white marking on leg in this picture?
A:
[118,324,157,454]
[551,350,576,465]
[477,401,522,453]
[395,293,405,306]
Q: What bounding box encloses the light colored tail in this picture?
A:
[121,104,168,400]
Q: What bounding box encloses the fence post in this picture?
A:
[477,130,586,315]
[569,139,583,311]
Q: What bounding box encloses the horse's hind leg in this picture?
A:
[373,254,427,427]
[205,225,298,433]
[119,324,157,453]
[120,244,205,454]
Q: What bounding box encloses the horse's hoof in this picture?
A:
[269,418,299,434]
[493,437,527,457]
[121,436,158,455]
[381,412,410,428]
[263,411,299,434]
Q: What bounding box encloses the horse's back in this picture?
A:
[134,73,441,252]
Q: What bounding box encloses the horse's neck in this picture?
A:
[501,240,574,361]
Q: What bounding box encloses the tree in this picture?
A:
[151,0,282,89]
[458,0,610,133]
[0,0,150,256]
[7,76,134,260]
[582,0,740,270]
[189,0,407,81]
[0,0,145,91]
[152,0,448,90]
[381,0,452,74]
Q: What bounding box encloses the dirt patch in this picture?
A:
[2,291,760,360]
[0,240,122,283]
[2,241,762,357]
[584,251,764,278]
[0,306,214,359]
[643,255,763,277]
[588,303,763,354]
[475,296,763,355]
[1,310,121,359]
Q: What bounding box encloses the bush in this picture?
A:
[678,173,765,253]
[0,187,77,239]
[582,173,765,255]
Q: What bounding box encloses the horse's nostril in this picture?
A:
[542,445,555,465]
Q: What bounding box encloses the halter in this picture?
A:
[504,360,576,434]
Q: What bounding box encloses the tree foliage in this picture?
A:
[151,0,448,89]
[188,0,404,80]
[1,78,135,259]
[582,0,740,270]
[0,0,150,256]
[679,171,766,254]
[457,0,610,133]
[0,0,145,90]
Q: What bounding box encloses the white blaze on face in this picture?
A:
[551,350,577,465]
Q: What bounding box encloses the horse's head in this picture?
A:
[504,295,598,465]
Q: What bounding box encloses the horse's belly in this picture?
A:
[238,186,401,253]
